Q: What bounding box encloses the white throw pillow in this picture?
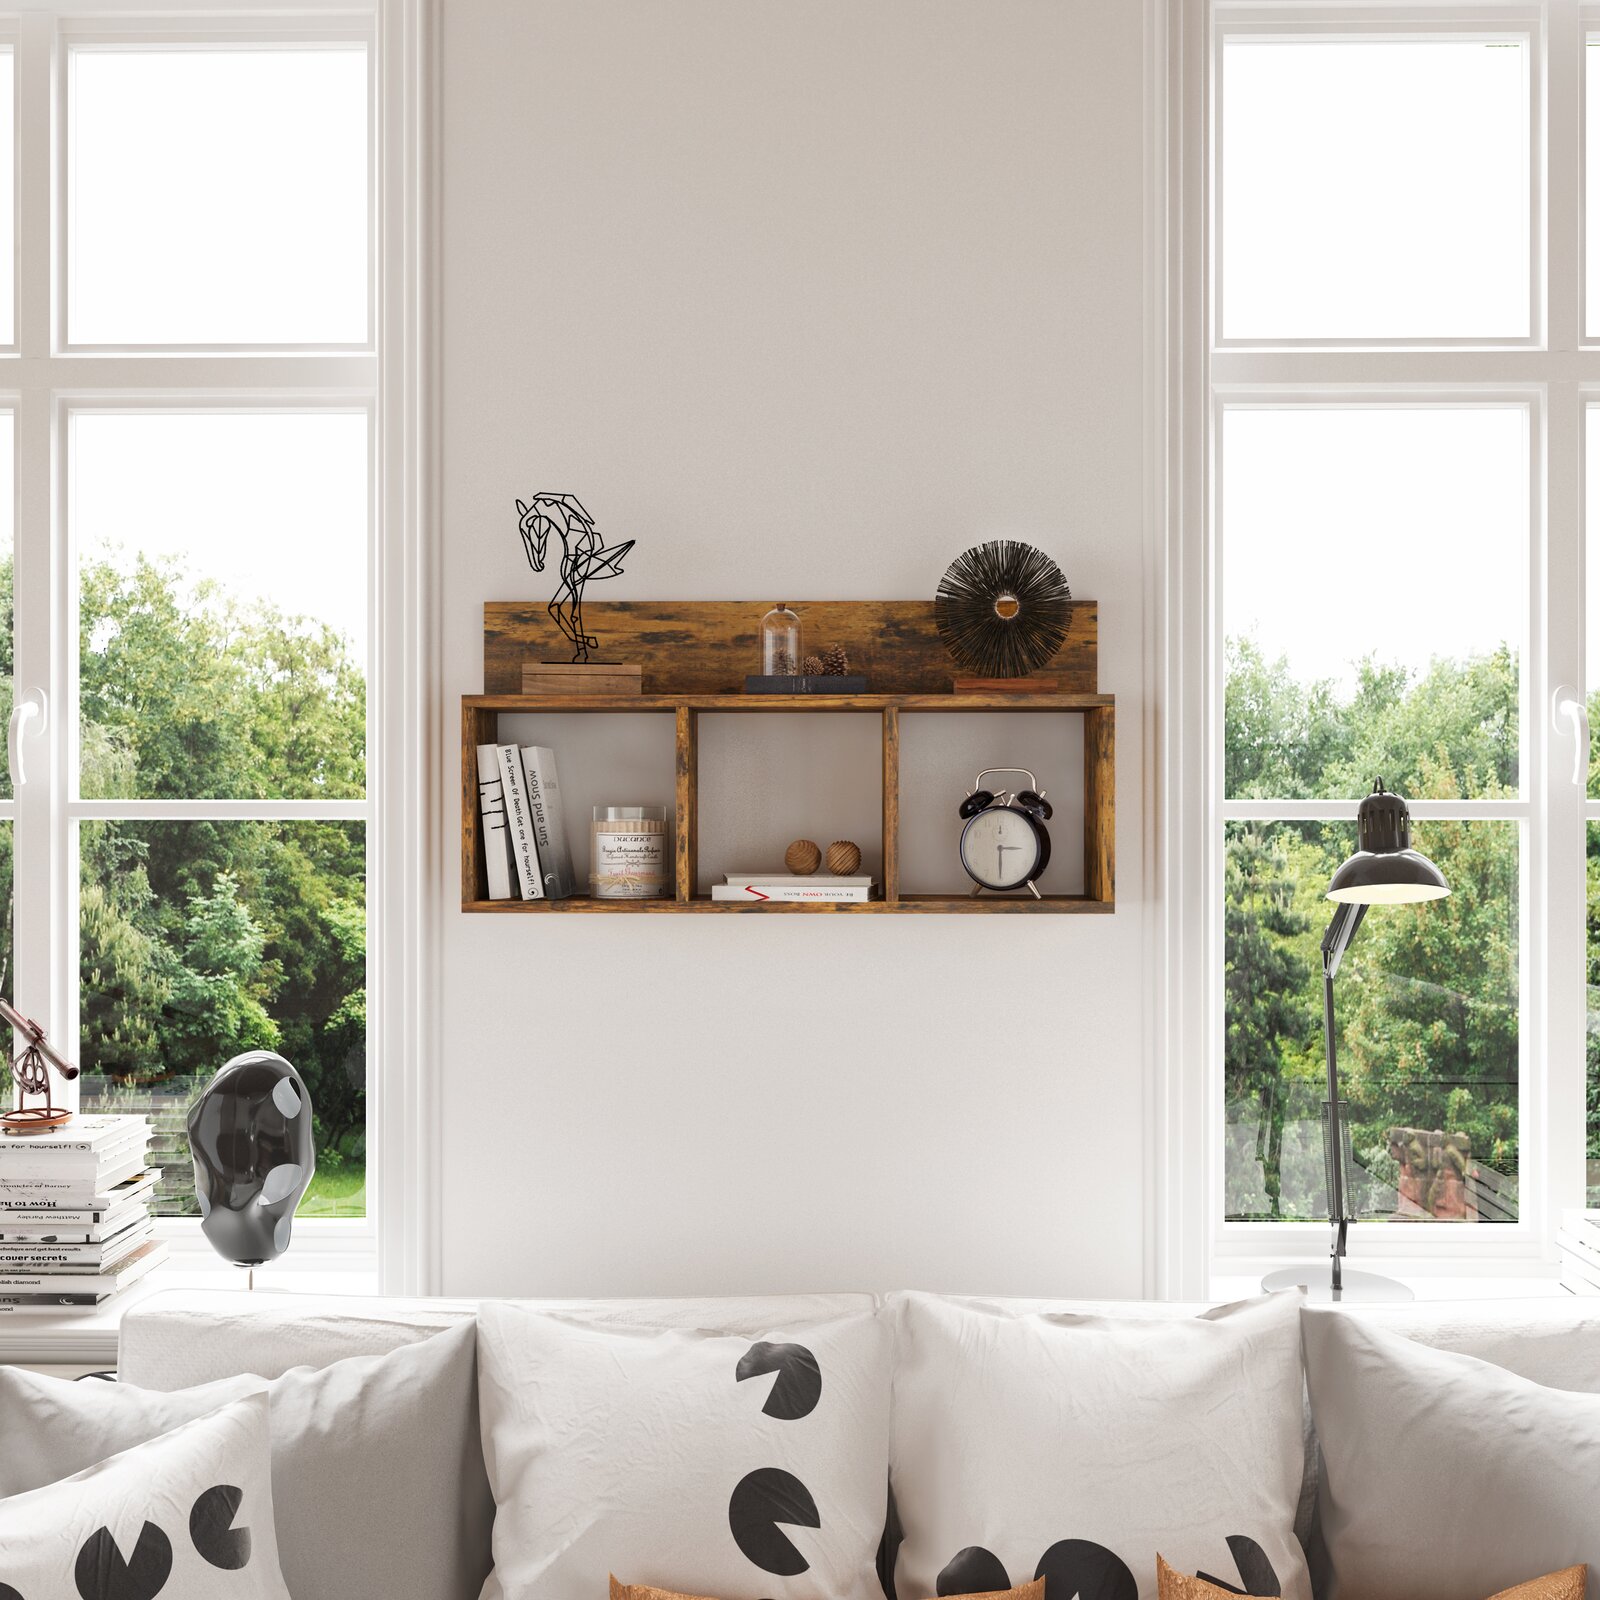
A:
[0,1319,492,1600]
[475,1301,893,1600]
[1303,1305,1600,1600]
[888,1290,1312,1600]
[0,1392,292,1600]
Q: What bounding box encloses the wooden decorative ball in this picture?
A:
[785,838,821,875]
[826,840,861,876]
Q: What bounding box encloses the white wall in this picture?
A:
[438,0,1149,1298]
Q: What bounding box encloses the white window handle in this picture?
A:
[1554,684,1590,788]
[7,687,46,789]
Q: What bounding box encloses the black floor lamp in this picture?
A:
[1261,780,1450,1303]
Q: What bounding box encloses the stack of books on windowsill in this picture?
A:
[1556,1208,1600,1296]
[712,874,880,903]
[0,1115,166,1313]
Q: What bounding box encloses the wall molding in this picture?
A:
[373,0,442,1296]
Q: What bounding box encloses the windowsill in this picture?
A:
[1209,1272,1567,1304]
[0,1260,379,1369]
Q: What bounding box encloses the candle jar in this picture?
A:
[590,805,668,899]
[761,603,801,676]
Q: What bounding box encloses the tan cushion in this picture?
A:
[1157,1553,1587,1600]
[610,1578,1047,1600]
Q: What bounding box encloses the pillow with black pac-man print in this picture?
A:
[476,1304,892,1600]
[0,1392,292,1600]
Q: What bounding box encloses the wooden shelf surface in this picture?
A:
[463,894,1114,914]
[466,692,1114,713]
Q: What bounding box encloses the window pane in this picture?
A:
[1224,407,1525,801]
[0,823,12,1106]
[75,411,367,801]
[1226,820,1519,1224]
[79,820,366,1219]
[1587,40,1600,338]
[1221,38,1530,340]
[1589,823,1600,1205]
[1585,407,1600,801]
[0,52,15,348]
[0,413,14,803]
[69,46,368,345]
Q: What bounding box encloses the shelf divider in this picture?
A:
[675,705,698,902]
[1084,703,1115,904]
[882,706,900,903]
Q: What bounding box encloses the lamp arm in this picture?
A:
[1321,900,1368,1291]
[1322,899,1367,978]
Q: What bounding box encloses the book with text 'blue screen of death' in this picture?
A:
[497,744,545,900]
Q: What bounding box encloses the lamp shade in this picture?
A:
[1326,780,1450,905]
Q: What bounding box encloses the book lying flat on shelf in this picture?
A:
[0,1167,161,1219]
[0,1149,149,1198]
[0,1115,143,1155]
[0,1236,167,1295]
[0,1295,111,1312]
[0,1126,147,1181]
[722,874,874,888]
[0,1201,149,1243]
[0,1216,153,1270]
[713,882,879,902]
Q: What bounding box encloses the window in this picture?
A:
[0,4,428,1278]
[1176,2,1594,1283]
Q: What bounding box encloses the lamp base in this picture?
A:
[1260,1263,1414,1303]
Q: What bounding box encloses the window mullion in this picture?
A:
[8,20,65,1080]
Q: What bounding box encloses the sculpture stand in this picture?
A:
[0,999,79,1137]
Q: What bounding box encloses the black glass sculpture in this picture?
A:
[934,540,1072,679]
[187,1051,315,1268]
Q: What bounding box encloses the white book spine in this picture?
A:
[1557,1225,1600,1267]
[476,744,516,900]
[497,745,545,900]
[521,746,576,898]
[0,1137,146,1180]
[713,884,874,902]
[0,1239,165,1292]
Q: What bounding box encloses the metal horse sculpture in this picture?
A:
[515,493,636,663]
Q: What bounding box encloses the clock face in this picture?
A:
[960,805,1044,891]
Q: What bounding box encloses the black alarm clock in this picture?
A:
[957,767,1053,897]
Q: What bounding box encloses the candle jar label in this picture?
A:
[591,806,668,899]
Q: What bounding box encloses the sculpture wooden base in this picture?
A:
[520,662,643,695]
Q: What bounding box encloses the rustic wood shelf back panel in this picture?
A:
[484,599,1098,694]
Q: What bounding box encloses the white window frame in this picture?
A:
[1151,0,1591,1296]
[0,0,437,1293]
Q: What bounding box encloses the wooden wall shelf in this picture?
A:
[461,691,1115,915]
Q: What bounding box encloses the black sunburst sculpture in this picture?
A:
[934,540,1072,679]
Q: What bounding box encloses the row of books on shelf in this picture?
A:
[477,742,579,901]
[0,1114,167,1313]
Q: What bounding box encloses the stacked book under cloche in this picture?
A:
[0,1114,165,1312]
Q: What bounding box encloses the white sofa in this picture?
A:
[115,1287,1600,1600]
